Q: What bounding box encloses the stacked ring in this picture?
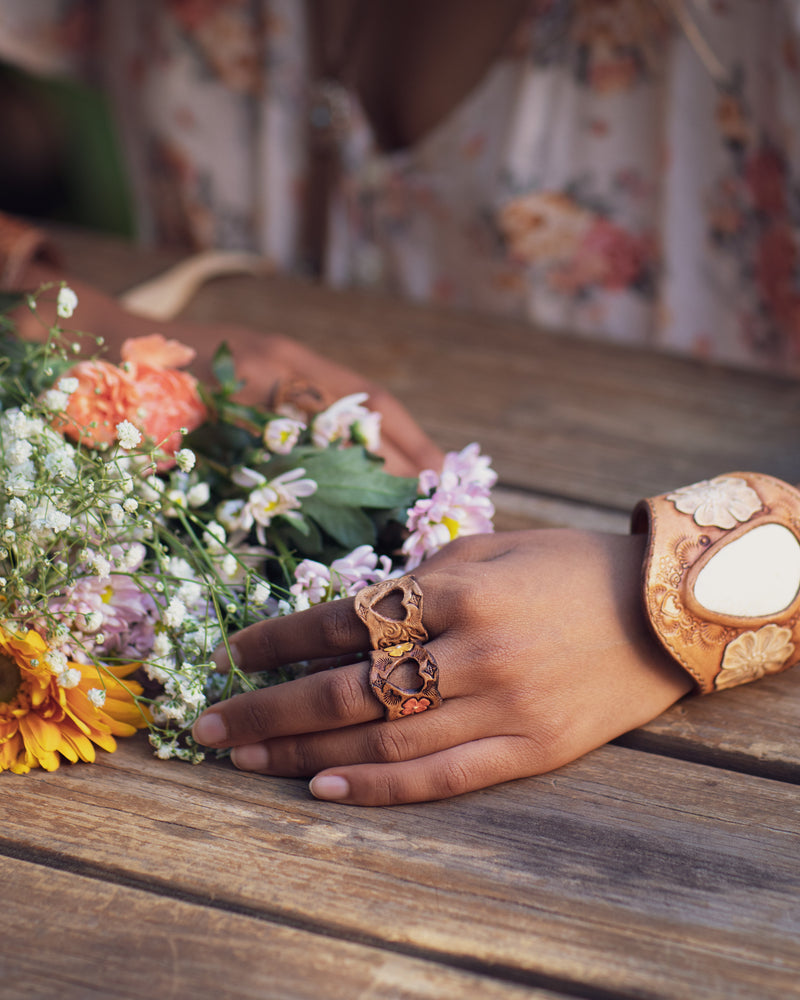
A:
[354,575,443,720]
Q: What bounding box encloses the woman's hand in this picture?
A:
[14,262,442,477]
[191,529,693,806]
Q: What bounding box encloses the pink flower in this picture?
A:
[290,560,332,605]
[552,218,653,293]
[745,146,787,217]
[330,545,392,595]
[402,444,496,569]
[45,570,159,664]
[311,393,381,451]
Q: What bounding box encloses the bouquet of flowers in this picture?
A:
[0,286,496,774]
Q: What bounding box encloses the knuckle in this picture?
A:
[252,626,282,672]
[441,574,483,622]
[438,758,473,799]
[236,693,277,739]
[319,669,365,723]
[282,738,317,777]
[367,725,412,764]
[319,601,358,652]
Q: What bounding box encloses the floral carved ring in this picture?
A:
[354,576,443,721]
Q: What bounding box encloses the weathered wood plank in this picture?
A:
[2,738,798,1000]
[621,665,800,781]
[0,856,560,1000]
[55,228,800,512]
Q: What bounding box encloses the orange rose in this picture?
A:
[56,359,141,448]
[57,335,207,466]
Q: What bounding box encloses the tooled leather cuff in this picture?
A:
[632,472,800,693]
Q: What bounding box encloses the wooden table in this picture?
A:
[2,230,798,1000]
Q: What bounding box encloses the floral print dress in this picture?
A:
[2,0,800,373]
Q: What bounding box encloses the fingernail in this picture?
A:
[192,712,227,746]
[231,744,269,771]
[309,775,350,801]
[212,641,240,671]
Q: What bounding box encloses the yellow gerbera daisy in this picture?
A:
[0,625,147,775]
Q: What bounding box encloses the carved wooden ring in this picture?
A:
[354,576,442,721]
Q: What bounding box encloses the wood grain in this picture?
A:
[622,665,800,781]
[0,856,560,1000]
[2,739,798,1000]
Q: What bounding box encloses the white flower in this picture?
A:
[263,417,305,455]
[56,667,82,689]
[667,476,762,530]
[152,632,173,658]
[163,597,187,629]
[203,521,227,553]
[84,612,103,632]
[88,552,111,579]
[5,439,32,467]
[87,688,106,708]
[293,592,311,612]
[252,581,271,605]
[237,468,317,544]
[45,649,68,674]
[57,377,79,395]
[122,542,146,571]
[123,498,139,514]
[187,482,210,508]
[216,499,245,532]
[116,420,142,450]
[352,411,381,452]
[29,503,71,534]
[165,489,188,514]
[178,580,203,607]
[40,388,70,412]
[716,624,795,690]
[56,286,78,319]
[221,553,238,580]
[175,448,196,472]
[311,393,381,450]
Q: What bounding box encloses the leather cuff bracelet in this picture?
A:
[632,472,800,693]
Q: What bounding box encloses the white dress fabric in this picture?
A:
[2,0,800,373]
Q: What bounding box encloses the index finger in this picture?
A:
[217,597,367,673]
[216,568,463,674]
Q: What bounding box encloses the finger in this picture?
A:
[215,596,369,672]
[192,659,377,747]
[229,698,486,776]
[308,735,538,806]
[216,569,475,673]
[193,627,467,749]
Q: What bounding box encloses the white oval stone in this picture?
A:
[693,523,800,617]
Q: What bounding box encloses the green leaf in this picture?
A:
[279,516,323,557]
[301,497,376,550]
[211,342,242,396]
[0,292,24,316]
[290,447,418,510]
